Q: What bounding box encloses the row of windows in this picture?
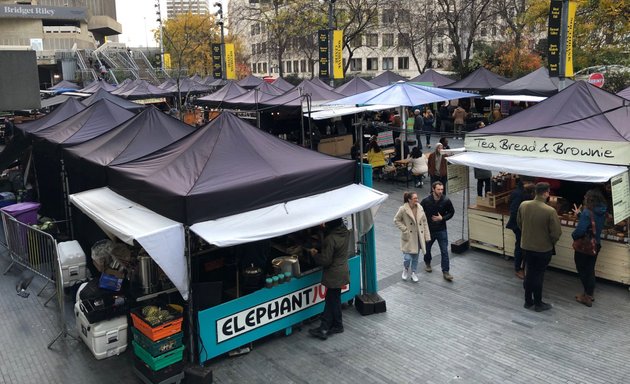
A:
[251,56,412,74]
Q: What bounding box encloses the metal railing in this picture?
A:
[1,211,58,304]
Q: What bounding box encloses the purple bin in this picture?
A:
[1,202,41,225]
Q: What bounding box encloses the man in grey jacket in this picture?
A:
[517,182,562,312]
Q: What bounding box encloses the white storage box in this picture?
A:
[74,302,128,360]
[58,240,87,287]
[75,282,87,303]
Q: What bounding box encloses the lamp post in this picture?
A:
[214,2,226,80]
[327,0,335,87]
[155,0,164,72]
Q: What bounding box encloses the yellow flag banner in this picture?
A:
[564,1,577,77]
[225,43,236,80]
[333,30,343,79]
[164,53,171,70]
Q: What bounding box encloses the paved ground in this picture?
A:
[1,138,629,383]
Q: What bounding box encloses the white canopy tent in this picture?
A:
[305,104,395,120]
[69,188,188,299]
[190,183,388,247]
[447,152,627,183]
[70,184,389,300]
[485,95,546,103]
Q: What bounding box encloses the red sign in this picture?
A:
[588,73,605,88]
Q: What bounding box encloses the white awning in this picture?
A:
[447,152,627,183]
[305,104,395,120]
[485,95,547,102]
[69,187,188,300]
[190,183,388,247]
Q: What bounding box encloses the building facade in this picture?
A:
[229,0,514,80]
[166,0,210,19]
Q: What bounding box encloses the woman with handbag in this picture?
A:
[571,189,607,307]
[394,192,431,282]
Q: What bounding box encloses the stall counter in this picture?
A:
[197,255,361,363]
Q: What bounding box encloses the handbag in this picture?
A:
[572,209,597,256]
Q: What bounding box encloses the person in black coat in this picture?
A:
[420,181,455,281]
[505,181,535,279]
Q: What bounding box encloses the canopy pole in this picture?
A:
[400,106,406,157]
[306,94,313,149]
[60,159,74,238]
[186,227,196,364]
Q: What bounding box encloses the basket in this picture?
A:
[131,328,183,357]
[131,304,183,342]
[132,341,184,371]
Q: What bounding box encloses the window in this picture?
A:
[491,26,497,36]
[351,34,362,48]
[293,60,298,73]
[263,62,267,73]
[397,33,410,48]
[382,33,394,47]
[382,10,395,24]
[382,57,394,70]
[308,60,314,72]
[480,27,487,37]
[449,44,454,53]
[286,60,292,73]
[438,42,444,53]
[257,63,263,73]
[366,58,378,71]
[398,57,409,70]
[366,34,378,47]
[397,10,410,23]
[251,25,256,36]
[261,42,267,54]
[251,44,257,55]
[252,63,257,73]
[300,59,306,73]
[350,58,362,71]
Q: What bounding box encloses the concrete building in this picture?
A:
[166,0,210,18]
[0,0,121,87]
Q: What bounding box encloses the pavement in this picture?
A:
[1,137,629,384]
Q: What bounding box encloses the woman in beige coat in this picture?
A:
[394,192,431,282]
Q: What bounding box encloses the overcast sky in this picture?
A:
[115,0,225,48]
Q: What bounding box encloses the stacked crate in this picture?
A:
[130,303,185,384]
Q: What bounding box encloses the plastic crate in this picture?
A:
[133,355,184,383]
[80,295,128,324]
[131,304,183,342]
[131,328,183,357]
[132,341,184,371]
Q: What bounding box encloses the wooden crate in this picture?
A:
[468,208,504,254]
[476,190,511,208]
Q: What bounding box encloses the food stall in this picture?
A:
[447,81,630,284]
[68,112,389,365]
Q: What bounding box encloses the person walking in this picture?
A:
[308,218,351,340]
[474,167,492,197]
[427,143,448,188]
[413,109,423,150]
[571,189,607,307]
[420,181,455,281]
[517,182,562,312]
[423,107,434,148]
[506,181,535,279]
[394,192,431,283]
[452,105,467,139]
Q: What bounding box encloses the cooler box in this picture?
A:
[0,201,40,225]
[74,302,128,360]
[58,240,87,288]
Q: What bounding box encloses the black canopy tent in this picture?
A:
[237,74,264,89]
[409,69,455,87]
[271,77,295,92]
[62,106,195,193]
[492,67,574,97]
[219,82,284,110]
[370,70,407,86]
[18,98,86,134]
[335,76,380,96]
[445,67,510,93]
[48,80,80,90]
[79,79,118,93]
[82,88,146,112]
[195,82,248,108]
[107,112,356,225]
[618,86,630,100]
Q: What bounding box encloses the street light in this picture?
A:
[155,0,164,72]
[214,2,226,80]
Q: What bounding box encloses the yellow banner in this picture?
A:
[164,53,171,69]
[333,30,343,79]
[565,1,576,77]
[225,43,236,80]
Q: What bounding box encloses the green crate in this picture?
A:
[132,328,184,357]
[132,341,184,371]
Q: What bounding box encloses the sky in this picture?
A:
[115,0,224,48]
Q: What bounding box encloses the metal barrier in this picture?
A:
[1,211,58,303]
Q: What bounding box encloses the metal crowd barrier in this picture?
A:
[1,211,58,303]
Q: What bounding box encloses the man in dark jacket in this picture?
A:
[420,181,455,281]
[308,218,350,340]
[413,109,423,150]
[505,181,534,279]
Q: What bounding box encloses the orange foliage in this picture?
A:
[496,46,543,78]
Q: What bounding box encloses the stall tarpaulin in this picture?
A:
[69,187,188,300]
[17,97,86,134]
[447,152,627,183]
[190,183,388,247]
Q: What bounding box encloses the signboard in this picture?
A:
[588,73,605,88]
[611,171,630,224]
[163,53,171,69]
[564,0,577,77]
[211,43,222,79]
[224,43,236,80]
[332,30,343,79]
[547,0,562,77]
[0,4,87,20]
[318,29,329,78]
[464,135,630,166]
[446,164,469,194]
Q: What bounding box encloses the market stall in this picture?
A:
[448,81,630,284]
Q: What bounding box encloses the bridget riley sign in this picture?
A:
[464,136,630,166]
[1,4,87,20]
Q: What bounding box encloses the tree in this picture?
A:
[335,0,381,76]
[435,0,493,77]
[391,0,439,73]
